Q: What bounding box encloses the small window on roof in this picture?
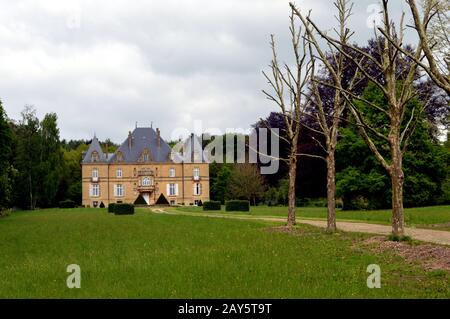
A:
[141,149,151,162]
[91,151,99,162]
[116,151,124,162]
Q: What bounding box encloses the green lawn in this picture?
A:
[177,205,450,227]
[0,208,448,298]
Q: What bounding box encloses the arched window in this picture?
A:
[142,177,152,186]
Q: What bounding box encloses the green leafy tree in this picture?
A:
[0,100,13,210]
[210,162,233,204]
[227,164,266,206]
[336,84,449,209]
[38,113,64,207]
[60,144,87,204]
[13,106,41,209]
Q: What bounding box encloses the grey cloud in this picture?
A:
[0,0,416,142]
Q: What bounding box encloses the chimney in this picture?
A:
[156,128,161,147]
[128,131,132,150]
[105,141,108,159]
[191,133,194,162]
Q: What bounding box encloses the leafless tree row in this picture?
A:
[263,0,449,237]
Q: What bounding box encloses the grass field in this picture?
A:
[0,208,448,298]
[176,205,450,227]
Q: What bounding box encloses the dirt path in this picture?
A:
[151,208,450,246]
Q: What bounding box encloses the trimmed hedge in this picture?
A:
[59,200,75,208]
[113,203,135,215]
[203,201,221,211]
[225,200,250,212]
[108,203,116,213]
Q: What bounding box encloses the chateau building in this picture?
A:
[81,126,209,207]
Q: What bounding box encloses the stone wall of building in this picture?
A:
[82,162,209,207]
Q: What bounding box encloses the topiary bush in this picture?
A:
[99,202,105,208]
[59,200,75,208]
[134,195,148,205]
[113,203,135,215]
[225,200,250,212]
[197,200,203,207]
[108,203,116,213]
[203,201,221,211]
[155,194,170,206]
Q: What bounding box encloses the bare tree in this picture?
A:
[304,0,426,237]
[262,8,312,227]
[424,0,450,72]
[395,0,450,95]
[291,0,360,233]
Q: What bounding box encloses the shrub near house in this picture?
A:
[225,200,250,212]
[203,201,221,211]
[113,203,134,215]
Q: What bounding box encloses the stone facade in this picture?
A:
[81,127,209,207]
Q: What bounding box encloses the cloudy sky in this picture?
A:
[0,0,411,143]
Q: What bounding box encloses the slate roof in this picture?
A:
[81,136,108,164]
[110,127,172,163]
[82,127,209,164]
[171,134,209,163]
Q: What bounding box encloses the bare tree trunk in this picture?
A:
[326,149,337,232]
[287,154,297,227]
[390,136,405,237]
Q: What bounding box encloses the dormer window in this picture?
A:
[91,151,99,162]
[140,149,151,162]
[116,151,124,162]
[193,168,200,178]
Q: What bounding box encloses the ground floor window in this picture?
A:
[93,201,98,208]
[194,200,200,206]
[90,184,100,197]
[115,184,124,197]
[193,183,202,196]
[168,183,177,196]
[170,200,176,205]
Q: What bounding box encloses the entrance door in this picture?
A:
[143,193,150,205]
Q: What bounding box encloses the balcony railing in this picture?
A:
[137,184,155,191]
[91,176,99,182]
[137,168,154,176]
[193,175,200,181]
